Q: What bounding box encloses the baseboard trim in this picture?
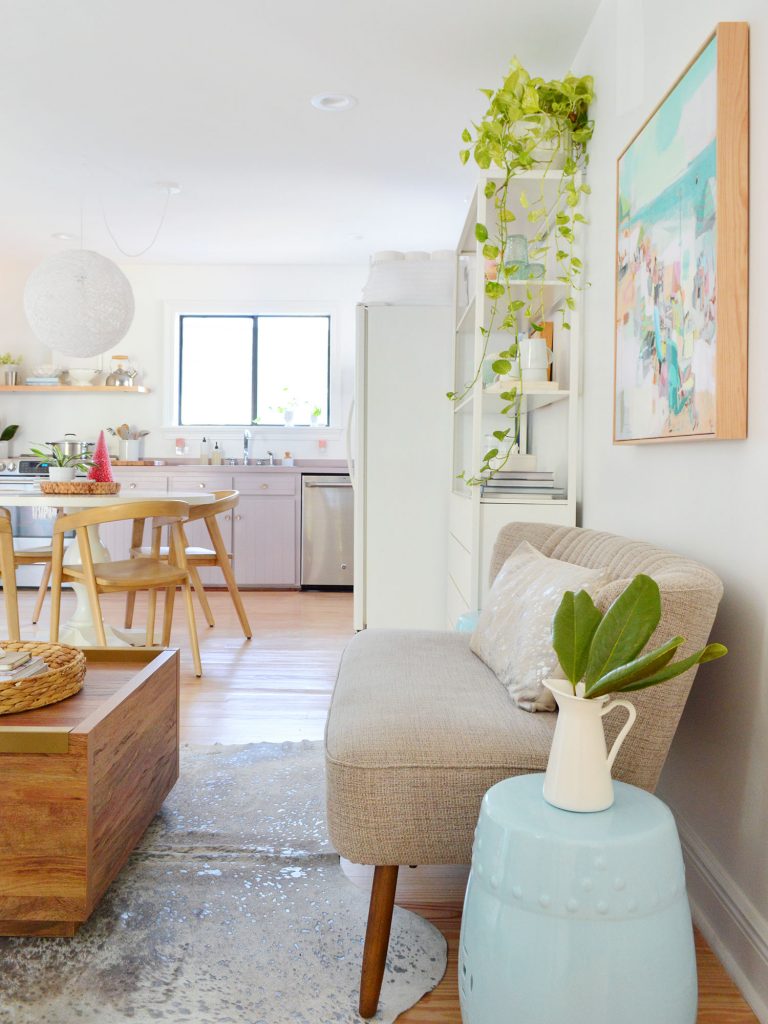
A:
[677,815,768,1023]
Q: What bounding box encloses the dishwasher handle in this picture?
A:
[303,481,353,488]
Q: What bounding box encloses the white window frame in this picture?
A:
[161,299,343,443]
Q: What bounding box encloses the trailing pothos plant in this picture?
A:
[448,59,595,483]
[552,574,727,699]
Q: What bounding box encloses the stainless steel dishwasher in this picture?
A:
[301,474,354,587]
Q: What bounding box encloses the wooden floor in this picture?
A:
[6,587,760,1023]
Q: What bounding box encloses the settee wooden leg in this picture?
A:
[359,865,399,1018]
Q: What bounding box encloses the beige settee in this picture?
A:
[324,522,724,1017]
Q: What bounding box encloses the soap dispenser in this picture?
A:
[210,442,222,466]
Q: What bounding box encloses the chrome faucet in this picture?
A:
[243,429,251,465]
[266,450,275,466]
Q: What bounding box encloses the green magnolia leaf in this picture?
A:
[552,589,603,687]
[584,575,661,688]
[499,389,517,401]
[483,243,500,260]
[584,636,685,699]
[519,191,529,209]
[485,281,504,299]
[492,429,509,441]
[618,643,728,692]
[529,321,543,333]
[446,391,456,399]
[491,358,511,375]
[566,297,576,310]
[461,128,472,143]
[580,183,592,194]
[483,447,499,460]
[475,222,489,242]
[499,208,516,222]
[484,180,496,198]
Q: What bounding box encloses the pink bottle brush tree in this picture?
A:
[88,430,114,482]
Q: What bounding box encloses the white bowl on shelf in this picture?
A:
[32,364,61,378]
[67,367,101,386]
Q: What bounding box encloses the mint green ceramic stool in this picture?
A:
[459,774,697,1023]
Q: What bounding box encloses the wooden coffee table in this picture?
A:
[0,647,179,936]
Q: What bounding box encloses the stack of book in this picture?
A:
[24,375,61,386]
[481,470,566,499]
[0,650,46,681]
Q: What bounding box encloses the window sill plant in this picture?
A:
[543,574,726,812]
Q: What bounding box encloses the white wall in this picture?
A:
[0,260,367,460]
[573,3,768,1018]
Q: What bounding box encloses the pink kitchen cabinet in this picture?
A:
[233,494,298,586]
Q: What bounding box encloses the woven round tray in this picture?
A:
[0,642,86,715]
[39,481,121,495]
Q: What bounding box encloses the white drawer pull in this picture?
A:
[199,482,206,489]
[235,514,243,521]
[129,482,137,490]
[260,483,269,490]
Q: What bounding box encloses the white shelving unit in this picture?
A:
[448,169,581,626]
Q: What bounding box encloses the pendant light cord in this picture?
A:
[100,186,173,258]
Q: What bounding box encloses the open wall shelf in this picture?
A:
[0,385,151,394]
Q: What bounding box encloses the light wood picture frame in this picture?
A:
[614,22,748,444]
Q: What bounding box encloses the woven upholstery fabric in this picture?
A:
[325,630,554,864]
[325,523,723,866]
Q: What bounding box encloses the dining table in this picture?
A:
[0,489,215,647]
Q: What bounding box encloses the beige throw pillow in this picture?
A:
[470,541,607,712]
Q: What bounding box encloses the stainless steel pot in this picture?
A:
[48,434,94,457]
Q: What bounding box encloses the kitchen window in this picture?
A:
[178,314,331,426]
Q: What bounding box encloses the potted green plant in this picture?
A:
[449,59,595,482]
[0,353,22,386]
[29,443,92,483]
[0,424,19,459]
[543,574,727,811]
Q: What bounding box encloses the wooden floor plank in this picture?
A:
[3,587,759,1023]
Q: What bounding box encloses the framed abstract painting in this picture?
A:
[614,22,749,444]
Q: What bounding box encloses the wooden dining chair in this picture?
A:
[124,489,252,640]
[49,499,203,677]
[14,543,55,625]
[0,508,20,641]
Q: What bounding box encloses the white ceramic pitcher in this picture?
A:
[542,678,637,812]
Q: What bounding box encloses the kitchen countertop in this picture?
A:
[109,459,348,472]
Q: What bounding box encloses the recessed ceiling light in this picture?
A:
[51,232,76,240]
[311,93,357,112]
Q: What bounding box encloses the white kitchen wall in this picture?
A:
[573,3,767,1018]
[0,259,367,460]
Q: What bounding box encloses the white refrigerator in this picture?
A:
[351,303,453,631]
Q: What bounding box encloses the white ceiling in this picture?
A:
[0,0,599,265]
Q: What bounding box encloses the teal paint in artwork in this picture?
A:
[631,142,716,235]
[654,38,716,154]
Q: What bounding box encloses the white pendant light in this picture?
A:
[24,249,135,357]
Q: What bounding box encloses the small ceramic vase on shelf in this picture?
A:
[542,677,637,812]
